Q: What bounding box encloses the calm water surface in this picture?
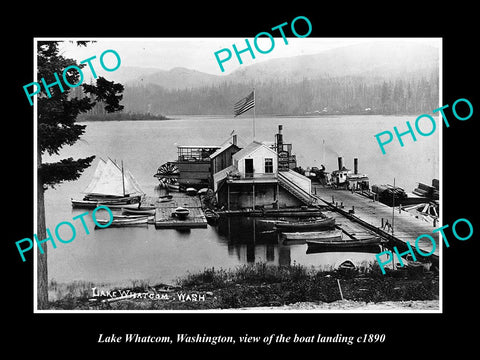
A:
[44,115,439,287]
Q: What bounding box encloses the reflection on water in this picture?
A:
[44,117,435,287]
[214,216,379,271]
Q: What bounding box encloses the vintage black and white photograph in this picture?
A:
[31,36,444,313]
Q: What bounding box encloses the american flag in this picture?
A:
[234,91,255,117]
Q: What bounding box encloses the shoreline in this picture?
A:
[47,263,439,311]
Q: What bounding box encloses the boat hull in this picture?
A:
[281,230,342,241]
[71,199,141,209]
[275,217,335,231]
[306,237,383,251]
[122,208,156,216]
[95,217,148,228]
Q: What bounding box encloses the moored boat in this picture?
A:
[122,207,156,216]
[281,230,342,241]
[95,217,148,228]
[274,217,335,231]
[306,237,383,250]
[167,183,180,191]
[72,158,144,209]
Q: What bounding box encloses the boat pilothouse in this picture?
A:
[331,157,369,190]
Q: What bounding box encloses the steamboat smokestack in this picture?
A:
[276,125,283,152]
[354,158,358,174]
[338,157,343,171]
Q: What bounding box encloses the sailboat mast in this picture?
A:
[121,160,126,196]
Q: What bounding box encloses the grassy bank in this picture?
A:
[47,262,438,310]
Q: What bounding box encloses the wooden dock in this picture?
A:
[143,193,207,229]
[312,185,439,259]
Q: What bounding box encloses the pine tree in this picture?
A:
[36,41,124,309]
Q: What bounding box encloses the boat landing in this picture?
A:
[142,193,207,229]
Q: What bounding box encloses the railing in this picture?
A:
[277,172,317,205]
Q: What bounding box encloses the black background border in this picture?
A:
[6,5,478,355]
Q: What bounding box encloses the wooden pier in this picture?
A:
[312,185,439,260]
[143,193,207,229]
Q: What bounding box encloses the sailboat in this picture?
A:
[71,158,145,209]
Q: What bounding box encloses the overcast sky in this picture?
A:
[53,37,441,76]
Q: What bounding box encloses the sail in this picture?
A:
[82,158,144,197]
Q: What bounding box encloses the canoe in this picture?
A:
[281,230,342,241]
[122,207,156,216]
[172,207,189,220]
[274,217,335,231]
[306,237,383,249]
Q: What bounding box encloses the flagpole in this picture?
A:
[253,87,256,141]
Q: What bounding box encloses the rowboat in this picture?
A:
[71,199,141,209]
[122,207,156,216]
[167,183,180,191]
[306,237,383,250]
[274,217,335,231]
[281,230,342,241]
[338,259,356,271]
[95,217,148,228]
[172,207,189,220]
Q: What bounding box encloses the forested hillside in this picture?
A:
[121,72,439,115]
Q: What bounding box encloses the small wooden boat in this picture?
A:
[97,202,141,209]
[306,237,383,250]
[71,199,98,208]
[159,194,173,199]
[338,259,356,271]
[172,207,189,220]
[95,217,148,228]
[186,187,197,196]
[71,199,141,209]
[281,230,342,241]
[274,217,335,231]
[167,183,180,191]
[122,207,156,216]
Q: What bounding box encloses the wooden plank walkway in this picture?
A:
[143,193,207,229]
[312,186,439,257]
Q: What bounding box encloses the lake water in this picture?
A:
[43,115,439,288]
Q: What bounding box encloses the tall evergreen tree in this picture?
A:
[37,41,124,309]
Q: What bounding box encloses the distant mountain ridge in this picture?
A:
[94,41,439,116]
[108,41,439,90]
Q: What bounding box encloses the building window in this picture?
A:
[265,158,273,173]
